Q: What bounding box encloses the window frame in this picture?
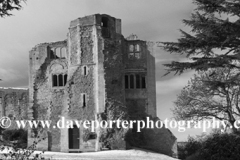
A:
[52,73,68,88]
[124,74,146,89]
[128,43,141,60]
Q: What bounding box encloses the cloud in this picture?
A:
[0,68,25,81]
[156,71,195,95]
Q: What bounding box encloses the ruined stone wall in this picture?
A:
[146,42,156,117]
[59,18,98,152]
[142,126,177,157]
[0,88,28,129]
[26,14,176,156]
[126,117,177,157]
[28,41,67,151]
[123,40,153,118]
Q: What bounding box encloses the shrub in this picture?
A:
[178,136,202,159]
[198,133,240,160]
[185,152,202,160]
[2,129,27,148]
[1,128,48,160]
[99,99,129,149]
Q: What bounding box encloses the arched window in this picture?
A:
[58,74,63,86]
[52,75,58,87]
[52,74,68,87]
[64,74,68,85]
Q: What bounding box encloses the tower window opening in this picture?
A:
[82,94,87,107]
[53,75,58,87]
[64,74,68,85]
[101,17,108,27]
[135,44,140,52]
[130,75,134,89]
[136,75,141,88]
[142,76,146,88]
[50,49,55,59]
[56,48,61,58]
[101,17,110,38]
[52,74,68,87]
[135,53,140,59]
[129,52,134,59]
[82,66,88,76]
[125,74,146,89]
[61,47,66,59]
[129,45,134,52]
[49,47,67,59]
[128,44,141,59]
[58,74,63,86]
[84,66,87,75]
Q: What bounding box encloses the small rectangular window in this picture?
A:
[136,75,140,89]
[135,44,140,52]
[81,93,87,107]
[129,45,134,52]
[135,53,140,59]
[82,66,88,76]
[83,94,86,107]
[84,66,87,75]
[130,75,134,89]
[129,53,134,59]
[141,76,146,88]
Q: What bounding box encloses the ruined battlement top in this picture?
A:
[69,14,121,28]
[0,87,28,97]
[30,40,67,52]
[0,87,28,91]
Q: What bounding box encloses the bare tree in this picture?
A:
[173,67,240,133]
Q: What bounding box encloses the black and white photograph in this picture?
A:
[0,0,239,159]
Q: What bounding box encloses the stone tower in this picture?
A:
[28,14,157,152]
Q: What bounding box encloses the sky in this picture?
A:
[0,0,204,141]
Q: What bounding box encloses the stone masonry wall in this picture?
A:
[28,41,67,151]
[0,88,29,129]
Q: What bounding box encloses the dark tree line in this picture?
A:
[161,0,240,133]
